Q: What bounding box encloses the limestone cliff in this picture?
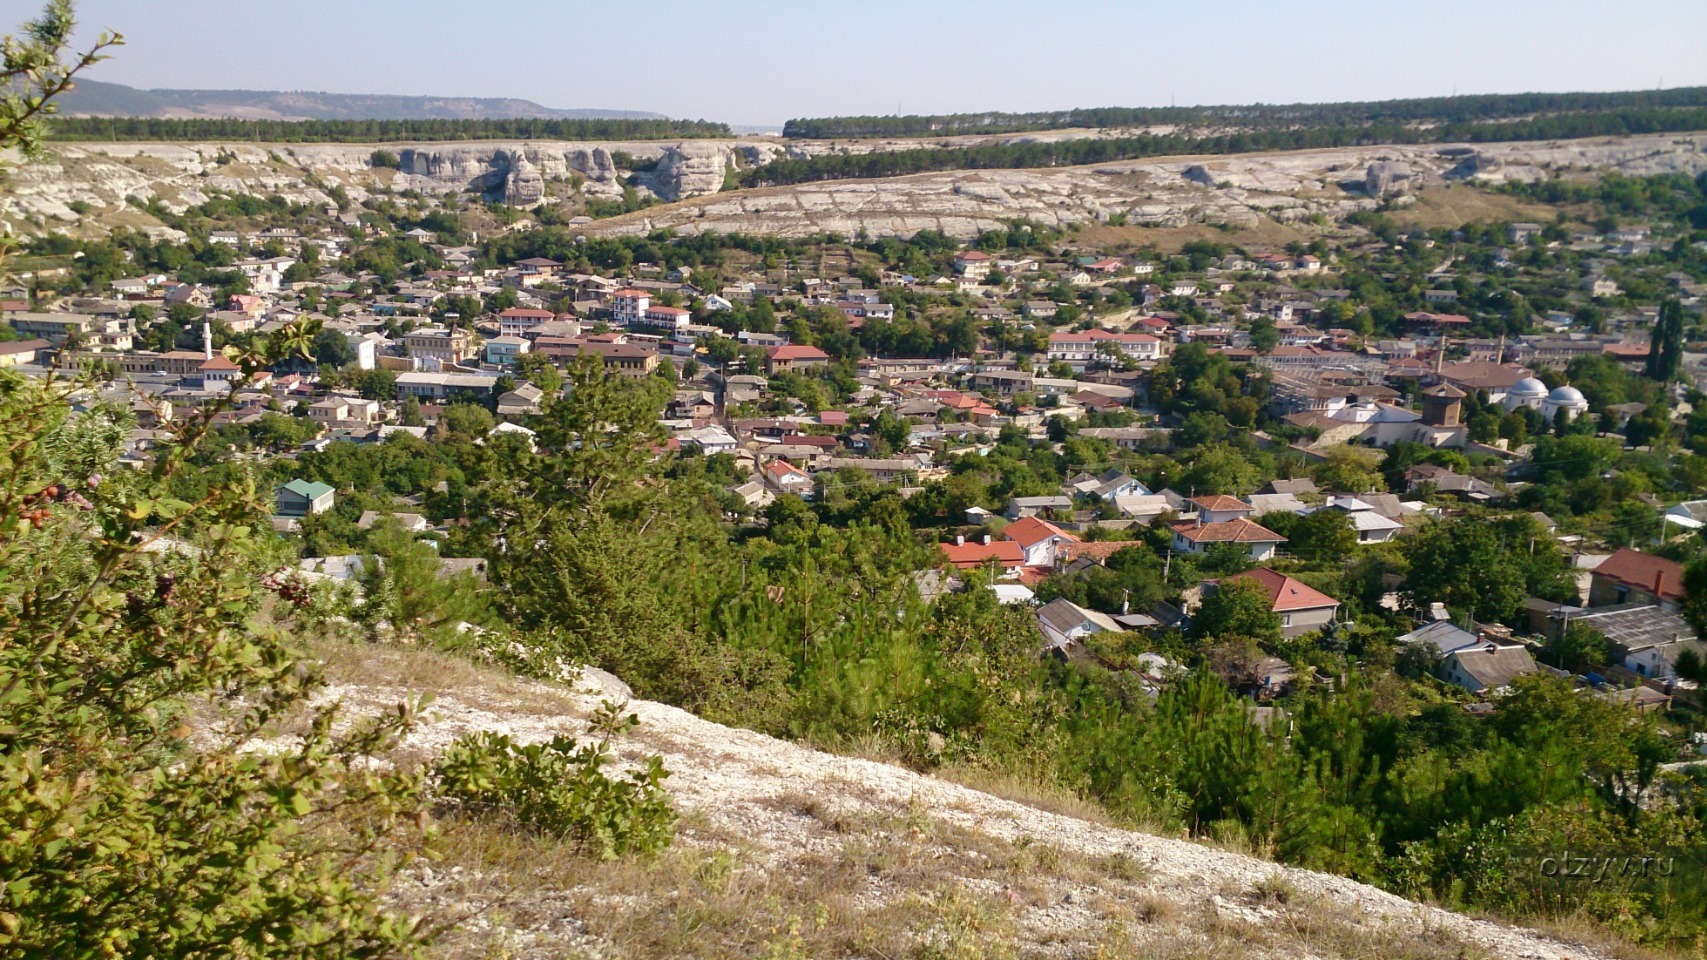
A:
[4,131,1704,241]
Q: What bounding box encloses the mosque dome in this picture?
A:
[1509,377,1549,399]
[1547,385,1588,407]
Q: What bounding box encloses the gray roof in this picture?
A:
[1037,597,1122,645]
[1261,478,1319,496]
[1246,493,1310,517]
[1567,604,1696,651]
[1447,645,1538,692]
[1398,619,1482,656]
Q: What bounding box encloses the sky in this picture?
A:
[12,0,1707,127]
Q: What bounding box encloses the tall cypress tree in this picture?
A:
[1646,298,1684,382]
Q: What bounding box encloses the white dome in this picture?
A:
[1547,385,1587,406]
[1510,377,1549,398]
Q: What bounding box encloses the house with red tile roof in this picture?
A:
[1170,517,1287,562]
[611,288,650,326]
[1002,515,1081,567]
[1589,548,1684,612]
[1046,329,1162,368]
[762,459,814,498]
[1210,568,1340,638]
[765,344,830,375]
[1190,495,1253,524]
[939,537,1026,571]
[953,250,993,280]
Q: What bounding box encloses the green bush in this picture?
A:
[434,700,676,858]
[0,370,431,956]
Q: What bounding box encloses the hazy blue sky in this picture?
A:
[15,0,1707,126]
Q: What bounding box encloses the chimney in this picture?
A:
[1654,570,1664,599]
[982,534,991,545]
[955,535,965,546]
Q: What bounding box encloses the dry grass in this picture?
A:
[933,764,1115,827]
[1390,182,1571,231]
[309,636,580,719]
[1504,912,1691,960]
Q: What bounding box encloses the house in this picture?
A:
[535,339,659,377]
[1259,478,1319,497]
[762,459,814,498]
[1441,644,1538,696]
[1206,568,1340,639]
[496,383,545,418]
[1403,463,1501,502]
[1112,494,1173,524]
[275,479,334,517]
[1626,639,1707,684]
[1397,620,1483,657]
[1663,500,1707,532]
[765,344,830,375]
[1190,495,1252,524]
[497,307,555,338]
[1006,495,1074,520]
[0,338,51,367]
[1002,515,1080,567]
[485,335,531,366]
[357,511,430,533]
[1067,468,1148,501]
[1322,497,1404,543]
[1023,301,1059,320]
[939,536,1026,572]
[1245,493,1311,518]
[309,396,379,427]
[952,250,993,280]
[1170,517,1287,562]
[642,304,691,330]
[401,327,477,365]
[1037,597,1123,648]
[1557,604,1696,680]
[729,480,775,511]
[679,424,738,455]
[1589,549,1683,611]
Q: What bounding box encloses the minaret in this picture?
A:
[202,321,213,360]
[1496,333,1506,365]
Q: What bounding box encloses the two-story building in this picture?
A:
[1045,330,1162,371]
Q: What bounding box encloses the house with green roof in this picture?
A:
[275,479,334,517]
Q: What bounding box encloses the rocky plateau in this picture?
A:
[3,131,1703,242]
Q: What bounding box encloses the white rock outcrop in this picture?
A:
[6,132,1704,241]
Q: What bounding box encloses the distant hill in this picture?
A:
[56,78,667,122]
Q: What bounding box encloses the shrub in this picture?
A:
[434,700,676,858]
[370,148,401,169]
[0,369,431,957]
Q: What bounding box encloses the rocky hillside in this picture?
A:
[583,133,1707,240]
[7,131,1704,241]
[304,640,1615,960]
